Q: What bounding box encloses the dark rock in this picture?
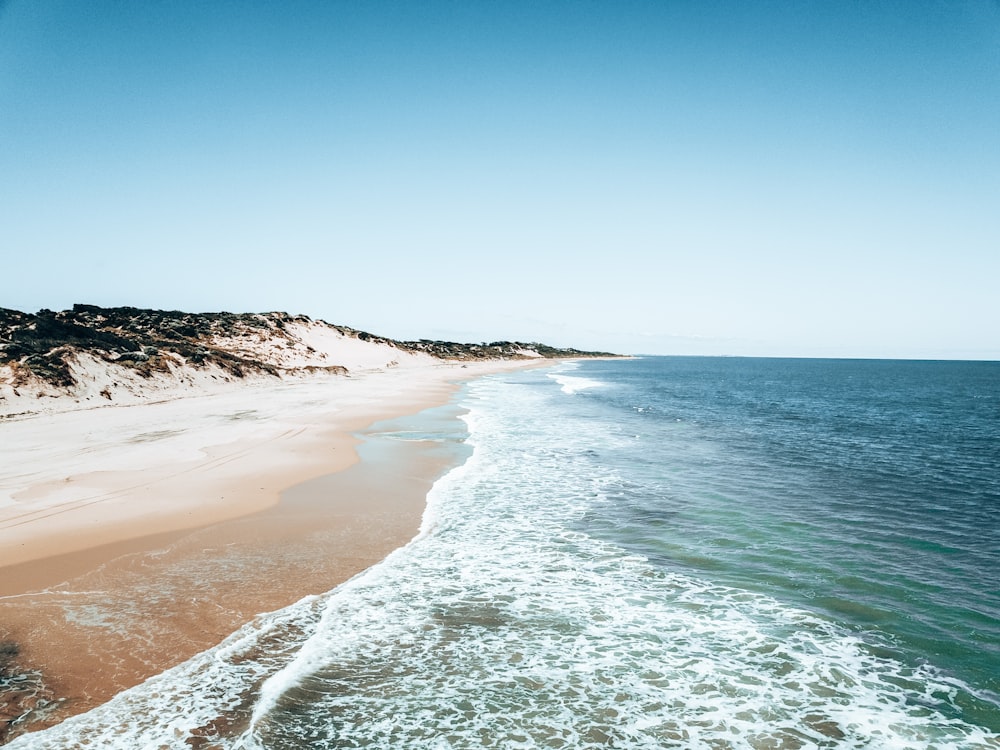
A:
[116,352,149,363]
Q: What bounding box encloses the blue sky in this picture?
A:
[1,1,998,358]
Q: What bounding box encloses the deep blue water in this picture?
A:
[15,357,1000,748]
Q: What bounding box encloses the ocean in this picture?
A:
[11,357,1000,748]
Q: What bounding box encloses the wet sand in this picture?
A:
[0,362,527,743]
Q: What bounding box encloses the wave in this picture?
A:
[547,367,608,395]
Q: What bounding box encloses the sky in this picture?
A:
[1,1,998,358]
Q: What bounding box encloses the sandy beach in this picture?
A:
[0,360,535,742]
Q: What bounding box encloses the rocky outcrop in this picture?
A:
[0,306,301,386]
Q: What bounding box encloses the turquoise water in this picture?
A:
[572,357,1000,733]
[12,358,1000,748]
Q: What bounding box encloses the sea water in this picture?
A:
[11,357,1000,748]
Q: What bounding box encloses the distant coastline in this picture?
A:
[0,304,617,419]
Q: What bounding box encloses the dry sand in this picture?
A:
[0,360,537,741]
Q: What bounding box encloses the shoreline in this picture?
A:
[1,361,532,571]
[0,360,544,742]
